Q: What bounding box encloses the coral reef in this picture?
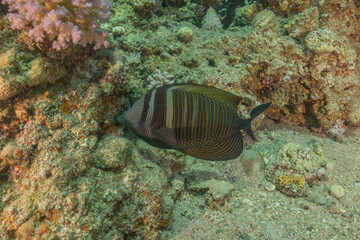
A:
[0,0,360,238]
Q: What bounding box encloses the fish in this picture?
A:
[118,84,271,161]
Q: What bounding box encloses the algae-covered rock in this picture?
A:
[95,135,133,170]
[264,140,328,197]
[177,27,194,43]
[202,7,223,30]
[251,9,278,32]
[26,57,67,87]
[349,101,360,125]
[230,4,258,27]
[194,0,225,9]
[284,7,319,40]
[14,217,35,239]
[0,53,67,101]
[0,140,31,165]
[134,0,157,16]
[0,48,16,69]
[265,0,313,16]
[305,29,338,54]
[0,136,172,239]
[305,28,356,69]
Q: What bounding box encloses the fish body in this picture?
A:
[118,84,271,161]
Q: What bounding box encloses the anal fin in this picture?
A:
[180,132,244,161]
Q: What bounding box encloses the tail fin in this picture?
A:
[243,102,271,141]
[250,102,272,119]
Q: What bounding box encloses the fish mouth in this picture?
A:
[117,113,126,125]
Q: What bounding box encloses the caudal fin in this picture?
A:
[250,102,272,119]
[244,102,271,141]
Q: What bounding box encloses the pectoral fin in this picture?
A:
[156,127,177,144]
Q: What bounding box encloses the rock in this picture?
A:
[329,184,345,199]
[264,182,276,192]
[328,132,344,143]
[307,192,327,205]
[188,179,234,209]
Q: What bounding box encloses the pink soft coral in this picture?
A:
[2,0,111,50]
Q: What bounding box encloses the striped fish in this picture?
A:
[118,84,271,161]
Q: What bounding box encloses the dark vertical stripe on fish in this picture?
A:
[187,92,193,141]
[149,87,166,130]
[139,89,152,127]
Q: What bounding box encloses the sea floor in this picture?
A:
[160,121,360,240]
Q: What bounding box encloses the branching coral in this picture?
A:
[2,0,111,50]
[147,69,174,90]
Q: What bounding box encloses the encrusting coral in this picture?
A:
[276,175,306,197]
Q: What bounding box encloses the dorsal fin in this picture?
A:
[171,84,242,111]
